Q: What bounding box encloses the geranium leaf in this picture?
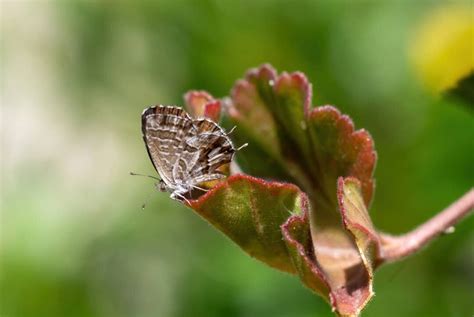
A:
[307,106,376,208]
[227,66,291,181]
[281,206,332,301]
[189,174,306,273]
[228,65,316,189]
[305,107,376,316]
[329,177,381,316]
[184,90,221,122]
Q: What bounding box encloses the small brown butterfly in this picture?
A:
[141,105,246,202]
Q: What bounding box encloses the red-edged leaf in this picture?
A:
[227,67,294,181]
[282,177,379,316]
[332,177,380,316]
[305,107,376,316]
[184,90,221,122]
[272,71,312,152]
[189,174,306,273]
[229,65,280,155]
[308,106,376,208]
[228,64,315,190]
[281,204,331,300]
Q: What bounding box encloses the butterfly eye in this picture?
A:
[158,180,167,192]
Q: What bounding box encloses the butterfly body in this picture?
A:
[141,105,236,202]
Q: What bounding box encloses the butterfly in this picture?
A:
[141,105,245,202]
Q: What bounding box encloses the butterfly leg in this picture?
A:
[170,191,191,205]
[191,185,209,192]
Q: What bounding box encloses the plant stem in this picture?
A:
[379,188,474,262]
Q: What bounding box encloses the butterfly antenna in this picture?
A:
[130,172,161,181]
[236,143,248,151]
[226,126,237,135]
[130,172,161,210]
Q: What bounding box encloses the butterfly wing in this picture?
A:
[141,105,196,188]
[185,119,235,184]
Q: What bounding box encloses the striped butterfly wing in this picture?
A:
[184,119,235,185]
[141,105,196,188]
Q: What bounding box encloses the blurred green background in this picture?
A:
[1,1,473,316]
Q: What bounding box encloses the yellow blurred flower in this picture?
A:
[410,5,474,93]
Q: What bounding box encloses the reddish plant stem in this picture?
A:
[379,188,474,262]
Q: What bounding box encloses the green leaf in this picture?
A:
[189,174,306,273]
[228,65,315,190]
[307,105,376,211]
[281,206,331,301]
[228,65,291,181]
[280,177,380,316]
[305,108,376,316]
[332,177,380,316]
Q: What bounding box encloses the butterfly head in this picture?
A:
[156,179,168,192]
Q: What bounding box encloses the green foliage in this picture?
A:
[190,174,304,273]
